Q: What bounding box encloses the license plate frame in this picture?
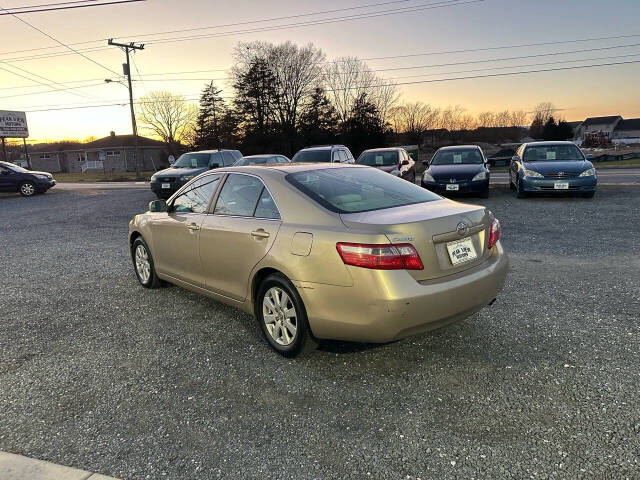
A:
[446,184,460,191]
[161,183,171,189]
[554,182,569,190]
[446,237,478,266]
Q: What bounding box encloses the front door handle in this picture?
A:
[187,223,200,231]
[251,229,270,239]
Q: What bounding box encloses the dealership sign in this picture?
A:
[0,110,29,138]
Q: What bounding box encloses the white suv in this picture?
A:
[292,145,355,164]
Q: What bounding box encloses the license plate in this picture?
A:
[446,184,459,191]
[162,183,171,189]
[447,237,478,266]
[554,182,569,190]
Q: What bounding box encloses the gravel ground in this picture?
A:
[0,186,639,479]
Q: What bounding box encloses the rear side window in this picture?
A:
[287,167,439,214]
[214,174,266,217]
[254,189,280,219]
[210,152,223,167]
[173,175,221,214]
[292,149,331,163]
[221,151,236,166]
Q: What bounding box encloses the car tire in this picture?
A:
[582,191,595,198]
[19,181,36,197]
[132,237,162,289]
[509,180,516,191]
[257,273,316,357]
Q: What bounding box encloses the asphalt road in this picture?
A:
[1,187,639,479]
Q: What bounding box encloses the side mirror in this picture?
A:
[401,159,410,166]
[209,163,220,169]
[422,160,429,166]
[585,154,594,161]
[511,155,520,163]
[149,199,167,213]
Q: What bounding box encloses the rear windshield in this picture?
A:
[286,167,440,214]
[292,149,331,163]
[523,144,585,162]
[358,151,398,167]
[431,148,483,165]
[173,153,211,168]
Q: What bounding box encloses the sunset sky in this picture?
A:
[1,0,639,142]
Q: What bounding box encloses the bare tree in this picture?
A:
[439,105,466,131]
[476,111,497,128]
[458,113,478,131]
[532,102,555,123]
[509,110,529,127]
[392,101,440,142]
[137,91,197,149]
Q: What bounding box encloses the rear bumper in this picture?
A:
[422,179,489,195]
[296,242,509,343]
[521,176,597,192]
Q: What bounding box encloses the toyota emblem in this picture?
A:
[456,222,469,236]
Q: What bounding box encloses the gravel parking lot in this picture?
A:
[1,185,639,479]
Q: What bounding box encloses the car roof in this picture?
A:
[298,145,346,151]
[185,149,238,154]
[522,141,577,147]
[437,145,480,151]
[361,147,403,153]
[242,154,277,158]
[212,162,367,177]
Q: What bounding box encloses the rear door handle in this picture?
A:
[187,223,200,231]
[251,229,270,239]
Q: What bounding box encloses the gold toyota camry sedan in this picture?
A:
[129,164,508,357]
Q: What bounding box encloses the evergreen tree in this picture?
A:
[529,113,545,139]
[342,93,387,157]
[298,87,339,146]
[542,116,558,140]
[194,82,226,149]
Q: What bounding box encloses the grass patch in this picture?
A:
[53,171,154,183]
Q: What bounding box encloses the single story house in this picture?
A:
[612,118,640,140]
[28,132,171,173]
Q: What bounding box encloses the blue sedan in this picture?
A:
[0,161,56,197]
[421,145,490,198]
[509,141,597,198]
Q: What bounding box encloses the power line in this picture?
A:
[3,0,101,11]
[0,0,458,57]
[0,81,106,99]
[0,4,121,76]
[0,0,144,15]
[0,0,477,62]
[20,58,640,112]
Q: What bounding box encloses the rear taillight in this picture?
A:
[336,243,424,270]
[488,218,501,249]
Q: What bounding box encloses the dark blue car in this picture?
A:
[0,161,56,197]
[421,145,490,198]
[509,141,597,198]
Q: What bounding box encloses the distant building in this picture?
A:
[27,132,170,173]
[613,118,640,140]
[574,116,622,141]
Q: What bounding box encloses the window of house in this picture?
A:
[40,154,51,159]
[106,150,121,157]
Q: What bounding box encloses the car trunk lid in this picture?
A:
[339,199,492,281]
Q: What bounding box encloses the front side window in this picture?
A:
[214,174,266,217]
[287,167,440,214]
[292,149,331,163]
[523,144,585,162]
[358,151,399,167]
[172,174,221,214]
[173,153,212,169]
[431,148,483,165]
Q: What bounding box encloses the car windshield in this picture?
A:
[292,149,331,163]
[234,156,270,166]
[357,151,398,167]
[431,148,483,165]
[523,144,585,162]
[173,153,211,169]
[0,161,27,172]
[287,167,440,214]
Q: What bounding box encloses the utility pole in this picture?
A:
[108,39,144,176]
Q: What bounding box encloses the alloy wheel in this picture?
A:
[262,287,297,346]
[135,244,151,284]
[20,183,35,196]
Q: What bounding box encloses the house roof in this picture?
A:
[582,115,621,126]
[614,118,640,131]
[28,142,81,153]
[85,134,166,149]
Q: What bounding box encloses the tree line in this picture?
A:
[135,41,575,157]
